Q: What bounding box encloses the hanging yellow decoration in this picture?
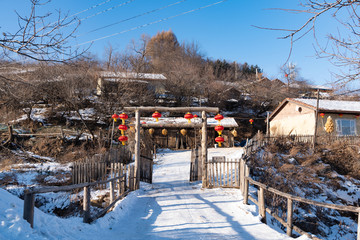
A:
[231,129,238,137]
[148,128,155,135]
[180,129,187,136]
[161,128,168,136]
[324,116,334,133]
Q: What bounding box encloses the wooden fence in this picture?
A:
[206,156,242,188]
[224,134,360,239]
[23,165,136,228]
[72,147,133,185]
[190,147,202,182]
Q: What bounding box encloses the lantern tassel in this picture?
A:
[217,130,222,136]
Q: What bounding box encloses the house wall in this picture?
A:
[316,113,360,136]
[270,102,315,136]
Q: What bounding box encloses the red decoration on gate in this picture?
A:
[319,113,325,118]
[184,112,194,123]
[119,113,128,124]
[152,111,161,122]
[118,136,128,146]
[214,114,224,123]
[249,119,254,124]
[215,125,224,136]
[339,113,343,118]
[215,136,225,147]
[112,114,119,122]
[118,125,128,135]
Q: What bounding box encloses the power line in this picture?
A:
[68,0,115,19]
[78,0,187,37]
[76,0,228,46]
[78,0,136,23]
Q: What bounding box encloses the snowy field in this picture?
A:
[0,148,310,240]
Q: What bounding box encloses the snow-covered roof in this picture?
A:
[293,98,360,112]
[269,98,360,121]
[136,117,238,128]
[99,71,166,80]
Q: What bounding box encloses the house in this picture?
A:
[96,71,167,96]
[269,98,360,136]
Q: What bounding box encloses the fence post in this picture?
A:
[110,180,115,203]
[23,190,35,228]
[259,187,266,224]
[243,164,249,205]
[357,210,360,240]
[129,165,134,191]
[287,198,293,237]
[83,185,91,223]
[239,159,243,192]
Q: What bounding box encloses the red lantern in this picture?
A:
[356,115,360,119]
[193,114,198,118]
[214,114,224,123]
[184,112,194,123]
[319,113,325,118]
[119,113,128,124]
[339,113,343,118]
[118,135,128,146]
[249,119,254,124]
[118,124,128,135]
[152,111,161,122]
[215,136,225,147]
[215,125,224,136]
[112,114,119,122]
[285,74,288,78]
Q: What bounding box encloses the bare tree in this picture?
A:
[260,1,360,87]
[0,0,85,62]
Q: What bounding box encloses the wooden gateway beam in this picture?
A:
[123,106,219,189]
[123,106,219,113]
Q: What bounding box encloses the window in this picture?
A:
[335,119,356,136]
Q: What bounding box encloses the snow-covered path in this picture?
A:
[0,148,299,240]
[96,148,292,240]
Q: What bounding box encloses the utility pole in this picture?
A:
[313,89,320,149]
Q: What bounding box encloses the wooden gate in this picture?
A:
[207,156,241,188]
[140,155,153,183]
[190,147,202,181]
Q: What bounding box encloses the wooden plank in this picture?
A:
[357,211,360,240]
[287,198,293,237]
[201,111,208,188]
[83,186,91,223]
[227,161,230,187]
[124,106,219,113]
[259,187,266,224]
[23,191,35,228]
[246,177,360,212]
[134,110,140,190]
[243,164,250,205]
[110,180,115,203]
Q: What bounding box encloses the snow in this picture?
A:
[99,71,166,80]
[293,98,360,112]
[0,148,308,240]
[140,117,238,128]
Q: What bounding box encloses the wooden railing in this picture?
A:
[239,163,360,239]
[23,165,136,228]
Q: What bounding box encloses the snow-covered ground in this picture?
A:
[0,148,309,240]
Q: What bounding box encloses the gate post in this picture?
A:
[134,109,141,190]
[201,111,208,188]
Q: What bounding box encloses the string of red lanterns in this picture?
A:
[117,112,129,145]
[214,114,224,147]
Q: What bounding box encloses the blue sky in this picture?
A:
[0,0,347,87]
